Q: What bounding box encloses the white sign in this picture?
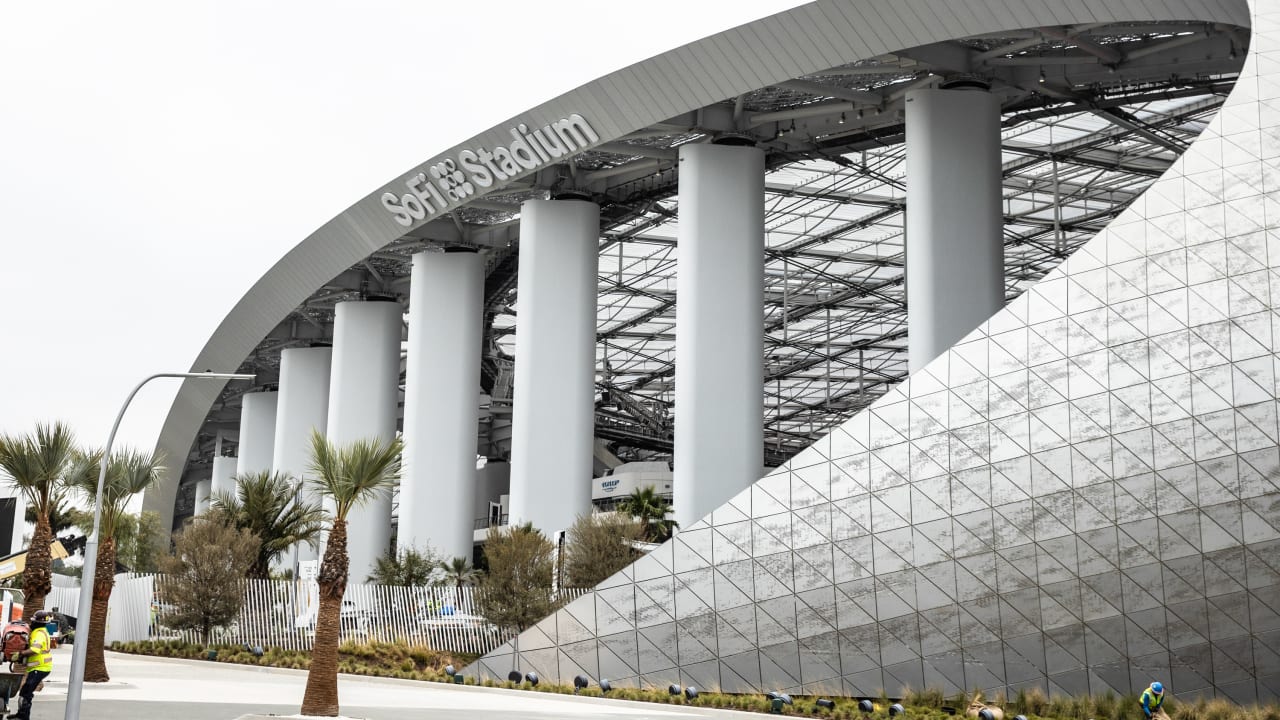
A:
[380,114,599,227]
[299,560,320,581]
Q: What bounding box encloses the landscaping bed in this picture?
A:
[108,641,1280,720]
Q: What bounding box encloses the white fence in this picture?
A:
[102,574,588,656]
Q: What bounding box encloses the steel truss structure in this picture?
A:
[169,19,1247,516]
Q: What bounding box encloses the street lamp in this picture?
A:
[64,372,254,720]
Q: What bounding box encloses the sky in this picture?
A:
[0,0,805,461]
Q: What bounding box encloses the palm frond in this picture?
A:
[306,430,403,521]
[71,448,163,540]
[212,470,326,577]
[0,421,77,513]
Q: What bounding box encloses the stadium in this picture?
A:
[143,0,1279,702]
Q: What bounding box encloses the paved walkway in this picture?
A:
[25,647,767,720]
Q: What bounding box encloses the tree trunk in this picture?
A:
[300,519,348,717]
[247,551,270,580]
[22,516,53,615]
[84,536,116,682]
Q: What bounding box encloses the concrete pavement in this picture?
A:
[26,646,770,720]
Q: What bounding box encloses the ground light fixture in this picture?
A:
[889,703,905,715]
[64,371,255,720]
[573,675,589,693]
[599,679,612,693]
[815,698,835,709]
[444,665,456,676]
[684,686,698,700]
[507,670,522,683]
[858,699,874,712]
[668,683,681,695]
[524,672,539,686]
[766,691,794,713]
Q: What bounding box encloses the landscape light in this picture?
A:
[816,698,835,709]
[684,686,698,700]
[525,672,539,686]
[668,683,682,695]
[858,699,875,712]
[573,675,589,693]
[599,679,612,693]
[444,665,456,676]
[889,703,905,716]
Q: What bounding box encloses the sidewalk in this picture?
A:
[29,647,768,720]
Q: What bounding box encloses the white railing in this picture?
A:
[104,574,588,656]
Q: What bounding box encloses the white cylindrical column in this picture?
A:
[211,456,238,500]
[401,249,483,561]
[273,346,333,564]
[193,479,212,517]
[905,88,1004,373]
[509,199,599,538]
[674,142,765,529]
[236,391,279,477]
[326,300,403,580]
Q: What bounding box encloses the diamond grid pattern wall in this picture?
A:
[474,5,1280,703]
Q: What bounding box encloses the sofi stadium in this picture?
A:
[142,0,1280,702]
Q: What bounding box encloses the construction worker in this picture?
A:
[9,610,54,720]
[1140,681,1167,719]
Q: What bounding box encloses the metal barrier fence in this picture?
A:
[106,574,589,656]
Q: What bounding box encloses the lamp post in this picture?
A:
[64,372,254,720]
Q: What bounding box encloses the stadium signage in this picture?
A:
[380,113,599,227]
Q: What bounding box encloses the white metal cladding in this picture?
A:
[145,0,1252,531]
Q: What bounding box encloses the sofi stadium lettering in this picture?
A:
[380,114,598,227]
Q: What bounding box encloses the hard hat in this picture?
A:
[31,610,54,623]
[1151,682,1164,694]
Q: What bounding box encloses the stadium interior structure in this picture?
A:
[143,0,1280,702]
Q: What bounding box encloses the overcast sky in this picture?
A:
[0,1,804,461]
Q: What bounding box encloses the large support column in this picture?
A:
[509,199,599,538]
[273,346,333,564]
[905,87,1004,373]
[193,479,212,517]
[236,391,279,477]
[210,456,238,500]
[401,249,483,561]
[674,141,765,529]
[326,300,402,580]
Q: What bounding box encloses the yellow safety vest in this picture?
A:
[1141,687,1164,712]
[26,627,51,672]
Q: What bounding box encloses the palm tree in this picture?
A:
[210,470,325,579]
[366,546,438,586]
[0,421,76,614]
[440,556,478,591]
[67,448,163,682]
[616,485,678,542]
[25,487,77,535]
[300,430,402,718]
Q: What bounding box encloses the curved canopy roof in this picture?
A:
[145,0,1251,530]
